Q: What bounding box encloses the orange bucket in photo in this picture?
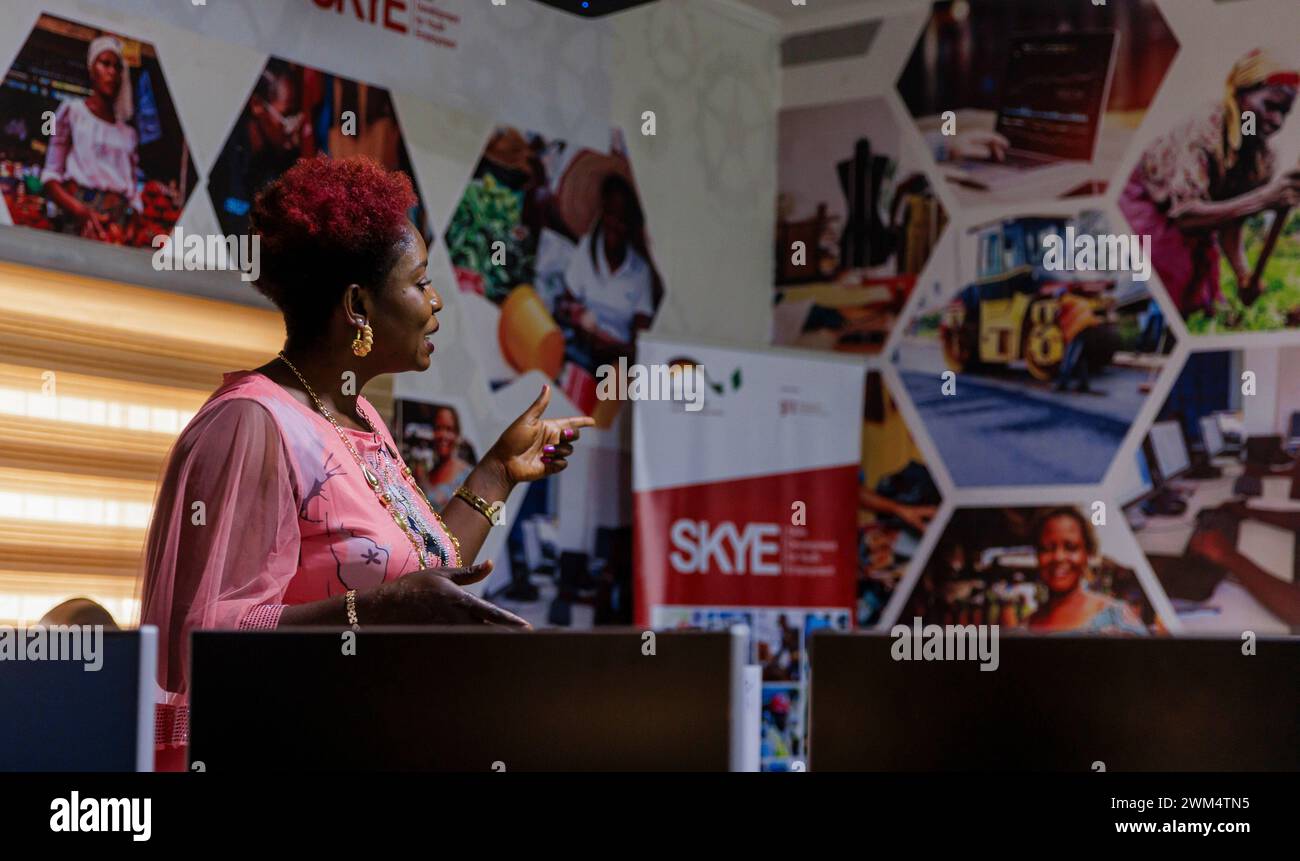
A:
[499,285,565,380]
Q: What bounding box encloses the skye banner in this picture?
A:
[632,336,862,769]
[633,336,863,617]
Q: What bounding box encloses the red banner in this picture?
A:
[634,465,857,623]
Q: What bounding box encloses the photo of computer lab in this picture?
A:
[1122,348,1300,634]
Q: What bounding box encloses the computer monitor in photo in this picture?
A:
[1119,446,1154,507]
[1287,412,1300,451]
[1200,414,1226,457]
[1149,420,1190,482]
[995,30,1119,163]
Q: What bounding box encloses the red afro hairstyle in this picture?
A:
[250,155,418,343]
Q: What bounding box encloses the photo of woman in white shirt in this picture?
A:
[41,35,140,241]
[555,173,658,369]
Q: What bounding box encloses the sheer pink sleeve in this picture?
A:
[140,397,300,697]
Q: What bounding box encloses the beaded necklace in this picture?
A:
[277,352,461,569]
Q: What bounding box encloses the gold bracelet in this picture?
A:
[454,485,504,526]
[345,589,360,631]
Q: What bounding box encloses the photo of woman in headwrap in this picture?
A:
[40,34,141,241]
[1120,49,1300,329]
[0,15,193,247]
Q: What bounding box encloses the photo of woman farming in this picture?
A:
[1120,49,1300,332]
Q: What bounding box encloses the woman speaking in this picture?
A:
[141,156,593,767]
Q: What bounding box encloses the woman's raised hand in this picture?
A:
[486,384,596,484]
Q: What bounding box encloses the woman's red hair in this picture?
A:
[250,155,418,341]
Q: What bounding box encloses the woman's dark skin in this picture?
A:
[1026,514,1110,631]
[1190,498,1300,626]
[263,220,594,628]
[43,49,124,240]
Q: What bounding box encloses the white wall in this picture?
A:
[610,0,780,348]
[1269,347,1300,436]
[1242,347,1281,437]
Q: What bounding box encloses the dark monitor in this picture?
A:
[190,627,747,771]
[809,633,1300,771]
[0,627,156,771]
[995,31,1118,161]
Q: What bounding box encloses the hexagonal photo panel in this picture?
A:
[444,126,664,425]
[858,370,943,627]
[899,504,1164,635]
[896,0,1177,208]
[893,207,1177,486]
[1123,346,1300,635]
[0,13,196,247]
[207,57,431,243]
[772,96,947,354]
[1119,47,1300,335]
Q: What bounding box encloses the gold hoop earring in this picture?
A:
[351,322,373,357]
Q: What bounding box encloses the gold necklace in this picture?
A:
[276,351,461,569]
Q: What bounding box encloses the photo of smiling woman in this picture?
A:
[140,156,594,770]
[1028,508,1146,635]
[1120,49,1300,330]
[395,401,477,511]
[903,505,1157,635]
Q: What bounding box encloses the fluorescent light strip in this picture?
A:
[0,490,152,529]
[0,386,195,434]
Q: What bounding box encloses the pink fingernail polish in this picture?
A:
[541,456,553,464]
[563,429,575,441]
[543,445,556,454]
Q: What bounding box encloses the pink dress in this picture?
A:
[140,370,460,766]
